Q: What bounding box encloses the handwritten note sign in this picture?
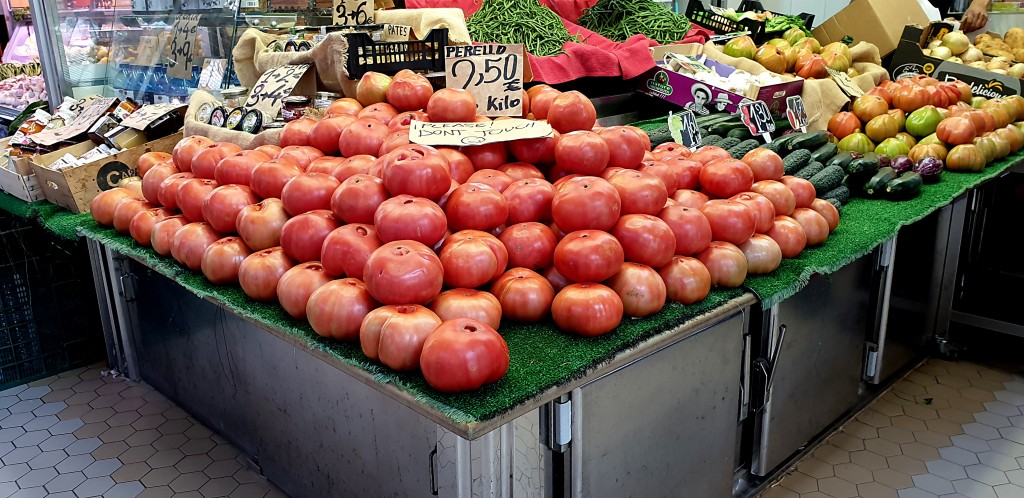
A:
[198,59,227,90]
[244,64,312,117]
[786,95,808,132]
[826,68,865,98]
[121,103,186,130]
[382,24,412,42]
[409,119,552,147]
[668,110,701,148]
[31,98,116,146]
[739,100,775,142]
[168,14,201,79]
[333,0,372,26]
[135,36,160,67]
[445,44,524,117]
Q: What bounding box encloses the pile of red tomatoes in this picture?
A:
[90,76,840,393]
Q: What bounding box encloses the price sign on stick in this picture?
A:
[445,44,524,117]
[740,100,776,143]
[786,95,809,133]
[826,67,865,97]
[244,64,312,117]
[168,14,201,80]
[333,0,372,26]
[668,110,702,149]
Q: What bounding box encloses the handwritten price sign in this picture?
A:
[168,14,201,80]
[333,0,372,26]
[740,100,775,142]
[409,119,553,147]
[668,110,701,149]
[445,44,524,117]
[786,95,809,132]
[32,98,117,146]
[244,64,312,117]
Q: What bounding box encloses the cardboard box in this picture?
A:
[29,132,181,214]
[812,0,931,57]
[636,59,804,119]
[649,43,704,63]
[889,25,1023,98]
[0,138,44,203]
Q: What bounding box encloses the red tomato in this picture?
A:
[389,111,429,132]
[751,180,796,216]
[696,241,748,288]
[317,224,379,280]
[374,195,447,246]
[236,198,289,251]
[309,116,356,155]
[112,197,155,233]
[238,247,294,302]
[491,268,555,322]
[638,161,679,193]
[659,205,713,256]
[766,215,807,258]
[461,143,508,171]
[466,169,513,193]
[281,172,341,216]
[662,156,702,190]
[689,146,730,165]
[307,279,378,341]
[610,214,676,268]
[551,283,623,337]
[150,215,188,256]
[280,210,340,263]
[363,241,444,304]
[202,184,259,234]
[358,103,399,125]
[427,89,477,122]
[529,87,560,120]
[340,119,391,157]
[332,155,376,183]
[791,208,829,247]
[551,176,621,232]
[497,162,544,181]
[277,145,324,170]
[671,189,709,209]
[120,179,144,198]
[780,176,816,208]
[306,156,344,176]
[360,305,442,371]
[201,236,252,285]
[277,262,331,319]
[607,170,668,215]
[255,144,282,158]
[809,198,841,232]
[442,230,508,276]
[444,183,508,231]
[142,164,179,204]
[327,97,363,117]
[554,131,610,175]
[378,130,411,156]
[329,174,386,225]
[129,208,174,247]
[172,136,214,172]
[741,148,785,181]
[386,74,433,111]
[658,256,711,304]
[439,235,506,288]
[419,318,509,392]
[598,126,646,168]
[547,91,597,133]
[508,132,558,165]
[699,200,756,246]
[176,179,218,223]
[600,167,627,180]
[653,142,691,159]
[729,192,776,234]
[554,230,624,283]
[250,160,302,200]
[738,234,783,275]
[498,222,557,271]
[381,144,452,201]
[605,262,666,317]
[429,289,502,330]
[543,265,572,293]
[280,117,317,147]
[171,222,222,271]
[214,150,270,187]
[700,158,755,198]
[503,178,556,223]
[191,143,242,180]
[437,149,474,183]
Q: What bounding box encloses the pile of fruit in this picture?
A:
[90,72,844,393]
[721,30,856,79]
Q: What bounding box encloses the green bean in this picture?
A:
[577,0,691,44]
[467,0,579,57]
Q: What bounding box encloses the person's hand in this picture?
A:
[962,0,990,32]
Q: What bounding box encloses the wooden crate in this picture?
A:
[0,138,44,203]
[29,132,182,214]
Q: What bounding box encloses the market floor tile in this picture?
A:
[761,359,1024,498]
[0,364,287,498]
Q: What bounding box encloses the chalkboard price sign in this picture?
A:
[739,100,775,141]
[444,44,524,117]
[168,14,201,80]
[668,110,702,149]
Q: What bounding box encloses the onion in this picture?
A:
[962,46,984,63]
[948,56,963,64]
[928,39,943,49]
[922,49,932,56]
[1011,63,1024,78]
[970,61,988,69]
[941,31,970,55]
[931,46,953,60]
[988,56,1012,71]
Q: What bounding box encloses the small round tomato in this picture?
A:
[445,183,509,232]
[554,131,610,176]
[605,262,666,317]
[729,192,777,234]
[751,180,797,216]
[606,170,668,215]
[508,132,558,165]
[331,174,388,225]
[426,89,477,123]
[429,289,502,330]
[307,278,378,341]
[201,236,252,285]
[610,214,676,268]
[766,215,807,258]
[791,208,829,246]
[671,189,709,209]
[503,178,556,223]
[374,195,447,246]
[461,143,508,171]
[780,176,816,208]
[659,205,713,256]
[658,256,711,304]
[277,262,332,319]
[599,126,646,169]
[279,210,340,263]
[696,241,748,288]
[380,144,452,201]
[639,160,679,193]
[699,158,754,198]
[238,246,294,302]
[466,169,513,193]
[699,200,756,246]
[320,223,382,279]
[439,236,506,289]
[361,305,442,371]
[546,91,597,133]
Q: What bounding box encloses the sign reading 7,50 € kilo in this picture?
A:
[444,44,524,117]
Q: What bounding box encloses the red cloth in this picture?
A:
[538,0,597,23]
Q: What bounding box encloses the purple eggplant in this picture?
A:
[891,155,915,174]
[913,157,944,184]
[877,154,892,169]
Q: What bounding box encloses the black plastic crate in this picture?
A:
[345,28,448,80]
[686,0,814,44]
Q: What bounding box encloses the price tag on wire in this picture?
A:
[244,64,313,117]
[668,110,701,149]
[739,100,775,143]
[333,0,372,26]
[444,44,524,117]
[168,14,201,80]
[786,95,809,133]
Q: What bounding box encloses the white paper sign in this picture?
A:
[409,119,553,147]
[445,44,525,117]
[168,14,202,80]
[244,64,312,117]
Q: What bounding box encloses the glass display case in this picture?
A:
[27,0,246,109]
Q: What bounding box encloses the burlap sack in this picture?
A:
[374,8,472,45]
[182,90,283,148]
[703,41,890,131]
[233,28,351,96]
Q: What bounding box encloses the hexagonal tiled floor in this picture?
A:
[762,360,1024,498]
[0,364,286,497]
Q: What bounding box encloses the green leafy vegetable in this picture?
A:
[467,0,580,57]
[577,0,692,45]
[765,15,810,36]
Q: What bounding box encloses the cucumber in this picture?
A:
[863,167,897,198]
[795,161,826,180]
[846,153,881,176]
[727,139,761,159]
[886,172,923,200]
[809,143,839,164]
[716,137,742,150]
[709,120,743,135]
[782,149,812,175]
[774,119,792,133]
[701,135,723,146]
[763,139,787,154]
[822,184,850,204]
[695,113,735,126]
[809,165,846,194]
[825,151,856,170]
[727,126,754,140]
[698,127,709,136]
[786,130,829,152]
[647,128,674,148]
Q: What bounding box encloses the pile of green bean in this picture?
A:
[577,0,692,44]
[467,0,580,57]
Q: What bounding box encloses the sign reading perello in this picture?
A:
[409,119,552,147]
[444,44,524,117]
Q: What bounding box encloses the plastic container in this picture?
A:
[685,0,815,44]
[345,28,449,80]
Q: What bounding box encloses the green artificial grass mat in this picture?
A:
[0,191,93,240]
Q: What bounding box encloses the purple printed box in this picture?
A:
[637,58,804,118]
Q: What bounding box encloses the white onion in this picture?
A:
[962,46,984,63]
[971,61,990,69]
[932,46,953,60]
[928,39,943,49]
[942,31,970,55]
[948,56,964,64]
[988,56,1012,71]
[1011,63,1024,78]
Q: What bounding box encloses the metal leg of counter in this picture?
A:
[85,238,141,379]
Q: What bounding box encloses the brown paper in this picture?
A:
[409,120,553,146]
[373,8,471,45]
[445,44,525,117]
[183,90,283,149]
[233,28,351,97]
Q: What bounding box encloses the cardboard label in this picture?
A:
[121,103,186,130]
[31,98,116,146]
[382,24,412,42]
[445,44,524,117]
[168,14,201,80]
[827,68,865,97]
[668,110,701,149]
[244,64,312,117]
[333,0,372,26]
[786,95,809,132]
[409,119,553,147]
[739,100,775,137]
[135,36,160,67]
[198,59,227,90]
